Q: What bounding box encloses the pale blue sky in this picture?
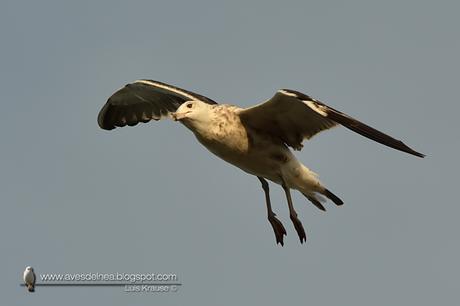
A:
[1,0,459,305]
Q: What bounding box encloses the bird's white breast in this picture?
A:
[24,270,34,283]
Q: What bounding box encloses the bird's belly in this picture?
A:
[195,133,320,193]
[196,134,291,181]
[24,272,34,283]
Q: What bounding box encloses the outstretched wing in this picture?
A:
[238,89,424,158]
[98,79,218,130]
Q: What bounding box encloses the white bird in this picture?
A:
[23,266,36,292]
[98,79,424,245]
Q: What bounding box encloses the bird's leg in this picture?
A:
[280,176,307,243]
[257,176,287,246]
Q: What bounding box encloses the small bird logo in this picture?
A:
[23,266,36,292]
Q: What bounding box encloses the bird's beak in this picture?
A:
[172,112,187,121]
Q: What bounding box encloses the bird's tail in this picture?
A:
[27,284,35,292]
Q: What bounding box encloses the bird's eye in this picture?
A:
[187,103,193,108]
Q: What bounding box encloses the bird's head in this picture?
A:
[25,266,33,272]
[172,100,213,132]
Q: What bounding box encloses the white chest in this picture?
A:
[24,271,35,283]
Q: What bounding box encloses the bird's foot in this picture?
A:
[268,214,287,246]
[290,214,307,243]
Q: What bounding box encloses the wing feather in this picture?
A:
[97,79,217,130]
[239,89,424,157]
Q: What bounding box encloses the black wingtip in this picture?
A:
[394,140,425,158]
[412,150,425,158]
[97,116,111,130]
[97,100,116,130]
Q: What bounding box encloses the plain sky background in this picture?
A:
[1,0,459,304]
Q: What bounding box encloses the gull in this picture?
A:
[23,266,36,292]
[98,79,424,245]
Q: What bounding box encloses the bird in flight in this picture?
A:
[98,79,424,245]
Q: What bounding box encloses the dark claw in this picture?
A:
[268,214,287,246]
[290,215,307,243]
